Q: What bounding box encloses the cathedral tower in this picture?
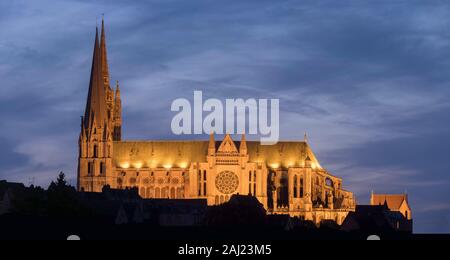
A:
[78,20,120,192]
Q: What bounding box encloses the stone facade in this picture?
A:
[77,20,356,225]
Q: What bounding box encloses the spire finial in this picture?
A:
[304,132,308,143]
[115,80,121,95]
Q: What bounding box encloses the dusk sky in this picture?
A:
[1,0,450,233]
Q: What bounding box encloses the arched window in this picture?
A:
[293,176,298,198]
[249,171,257,196]
[325,178,333,187]
[93,145,98,158]
[99,162,105,175]
[300,177,304,198]
[177,188,183,199]
[198,170,207,196]
[147,187,152,198]
[155,187,161,199]
[88,162,93,176]
[215,196,219,205]
[198,170,202,196]
[170,188,176,199]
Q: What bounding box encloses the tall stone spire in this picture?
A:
[84,27,107,130]
[100,16,110,87]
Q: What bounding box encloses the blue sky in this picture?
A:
[1,0,450,233]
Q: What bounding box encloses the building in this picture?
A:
[78,187,207,226]
[370,192,412,220]
[341,204,413,234]
[0,180,26,215]
[77,19,356,225]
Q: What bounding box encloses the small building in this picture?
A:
[0,180,27,215]
[341,204,413,234]
[370,193,412,220]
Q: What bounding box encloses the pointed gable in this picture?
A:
[217,134,239,154]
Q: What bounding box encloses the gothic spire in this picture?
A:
[100,16,110,87]
[84,27,107,130]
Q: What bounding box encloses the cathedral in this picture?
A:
[77,20,356,225]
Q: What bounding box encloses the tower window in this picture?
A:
[100,162,104,175]
[300,178,304,198]
[198,170,202,196]
[249,171,257,196]
[294,176,298,198]
[88,162,93,176]
[93,145,98,158]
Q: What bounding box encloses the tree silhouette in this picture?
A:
[56,172,67,187]
[46,171,92,217]
[48,171,69,191]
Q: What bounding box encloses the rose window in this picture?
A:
[215,171,239,194]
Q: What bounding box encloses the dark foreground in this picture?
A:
[0,215,447,241]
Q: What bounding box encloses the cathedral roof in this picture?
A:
[112,140,322,170]
[371,194,409,211]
